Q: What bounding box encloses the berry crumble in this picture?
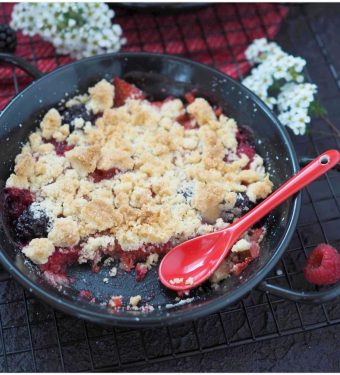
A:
[1,77,273,305]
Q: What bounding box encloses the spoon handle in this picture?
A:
[230,149,340,235]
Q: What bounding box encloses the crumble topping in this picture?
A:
[48,217,80,247]
[87,79,114,114]
[22,238,55,265]
[40,108,62,139]
[231,239,251,253]
[65,145,101,176]
[5,77,273,287]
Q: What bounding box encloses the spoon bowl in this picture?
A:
[159,230,237,291]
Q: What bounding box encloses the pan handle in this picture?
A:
[300,156,340,171]
[0,53,42,279]
[258,280,340,304]
[0,53,43,80]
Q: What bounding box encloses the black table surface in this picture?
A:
[0,3,340,372]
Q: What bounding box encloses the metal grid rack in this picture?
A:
[0,3,339,372]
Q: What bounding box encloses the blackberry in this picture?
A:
[60,104,96,130]
[15,204,51,244]
[235,192,255,215]
[221,192,255,223]
[0,24,17,53]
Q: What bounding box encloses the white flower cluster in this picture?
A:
[242,38,317,135]
[11,3,126,59]
[277,83,317,135]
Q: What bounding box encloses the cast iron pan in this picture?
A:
[0,52,339,327]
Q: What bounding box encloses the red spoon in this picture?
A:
[159,149,340,291]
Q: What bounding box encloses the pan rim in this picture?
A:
[0,52,301,326]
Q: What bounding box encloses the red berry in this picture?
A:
[151,96,174,107]
[176,113,197,129]
[113,77,145,107]
[135,263,148,281]
[48,139,74,156]
[41,247,79,275]
[108,296,122,308]
[213,105,223,117]
[249,242,260,258]
[237,143,255,166]
[89,167,120,183]
[184,92,196,104]
[79,290,93,300]
[250,227,264,242]
[304,244,340,285]
[233,257,253,276]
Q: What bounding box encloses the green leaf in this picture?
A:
[308,100,327,118]
[268,78,285,96]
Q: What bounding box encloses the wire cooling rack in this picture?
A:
[0,3,340,372]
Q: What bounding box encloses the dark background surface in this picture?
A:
[0,3,340,372]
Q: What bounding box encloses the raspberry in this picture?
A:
[43,139,74,156]
[184,92,196,104]
[135,263,148,282]
[41,247,79,275]
[113,77,145,107]
[304,244,340,285]
[237,143,256,165]
[0,24,17,53]
[213,105,223,117]
[233,257,253,276]
[151,97,174,108]
[89,167,120,183]
[79,290,93,301]
[249,227,265,242]
[176,113,197,129]
[249,242,260,258]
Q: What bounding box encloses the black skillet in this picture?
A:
[0,52,339,327]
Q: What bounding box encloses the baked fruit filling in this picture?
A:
[2,77,273,289]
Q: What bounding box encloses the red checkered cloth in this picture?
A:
[0,3,288,110]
